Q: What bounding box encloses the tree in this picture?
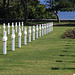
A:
[20,0,40,25]
[28,0,40,19]
[0,0,10,20]
[0,0,56,24]
[44,0,75,22]
[28,2,56,19]
[20,0,28,25]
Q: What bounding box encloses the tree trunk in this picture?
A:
[3,0,9,23]
[54,10,60,23]
[3,0,7,19]
[21,0,28,26]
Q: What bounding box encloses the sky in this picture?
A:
[39,0,55,4]
[39,0,44,4]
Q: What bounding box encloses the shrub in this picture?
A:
[62,28,75,39]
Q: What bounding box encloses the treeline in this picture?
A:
[0,0,56,20]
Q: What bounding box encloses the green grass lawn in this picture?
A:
[0,24,75,75]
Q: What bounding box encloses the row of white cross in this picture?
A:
[2,22,53,55]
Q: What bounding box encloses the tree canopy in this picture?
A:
[44,0,75,22]
[0,0,56,24]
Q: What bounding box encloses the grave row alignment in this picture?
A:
[2,22,53,55]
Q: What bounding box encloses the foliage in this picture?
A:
[44,0,75,22]
[54,0,75,11]
[62,28,75,39]
[0,0,56,19]
[28,4,56,19]
[9,2,24,19]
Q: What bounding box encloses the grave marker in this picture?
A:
[15,22,17,33]
[8,23,10,34]
[22,22,23,31]
[3,31,7,54]
[36,25,38,39]
[52,22,53,31]
[12,23,14,31]
[44,24,46,35]
[29,26,31,42]
[3,23,6,32]
[49,23,51,33]
[39,24,41,37]
[46,23,48,34]
[24,27,27,45]
[42,24,44,36]
[11,29,15,51]
[33,26,35,40]
[19,22,20,30]
[48,23,49,33]
[45,24,46,35]
[18,28,22,47]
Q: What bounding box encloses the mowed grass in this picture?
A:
[0,24,75,75]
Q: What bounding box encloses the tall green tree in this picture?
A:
[20,0,40,24]
[20,0,28,25]
[0,0,40,24]
[0,0,56,24]
[44,0,75,22]
[0,0,28,24]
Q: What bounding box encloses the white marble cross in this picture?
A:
[15,22,17,33]
[12,23,14,32]
[36,25,38,39]
[11,29,15,51]
[19,22,20,30]
[18,28,22,47]
[42,24,44,36]
[33,26,35,40]
[39,24,41,37]
[24,27,27,45]
[8,23,10,34]
[22,22,23,31]
[3,23,6,32]
[3,31,7,55]
[29,26,31,42]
